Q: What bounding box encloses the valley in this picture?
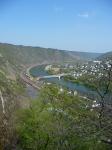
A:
[1,0,112,149]
[0,43,112,150]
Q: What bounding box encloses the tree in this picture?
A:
[81,62,112,145]
[0,72,24,149]
[17,84,111,150]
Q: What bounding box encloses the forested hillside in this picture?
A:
[0,43,112,150]
[0,71,26,149]
[0,43,101,67]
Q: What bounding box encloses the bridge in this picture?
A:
[36,73,71,80]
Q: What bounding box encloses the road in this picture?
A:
[20,72,41,90]
[20,63,73,89]
[20,63,47,90]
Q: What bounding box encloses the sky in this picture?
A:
[0,0,112,53]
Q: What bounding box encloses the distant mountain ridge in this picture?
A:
[97,51,112,61]
[0,43,101,66]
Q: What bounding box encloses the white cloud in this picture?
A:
[78,12,89,18]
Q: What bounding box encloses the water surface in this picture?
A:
[30,65,95,97]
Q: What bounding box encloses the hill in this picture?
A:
[0,43,112,149]
[97,51,112,61]
[0,43,101,68]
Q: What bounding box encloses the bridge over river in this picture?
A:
[36,73,71,80]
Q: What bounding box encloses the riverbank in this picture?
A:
[63,75,96,91]
[20,63,46,91]
[26,63,48,76]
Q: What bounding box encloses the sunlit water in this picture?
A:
[30,65,96,99]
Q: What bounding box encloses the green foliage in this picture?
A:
[16,84,111,150]
[0,72,25,149]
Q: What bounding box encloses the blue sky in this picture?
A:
[0,0,112,52]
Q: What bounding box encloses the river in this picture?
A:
[30,65,96,99]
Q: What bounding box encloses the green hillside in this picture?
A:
[0,43,112,149]
[0,43,101,67]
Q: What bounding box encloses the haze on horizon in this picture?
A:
[0,0,112,53]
